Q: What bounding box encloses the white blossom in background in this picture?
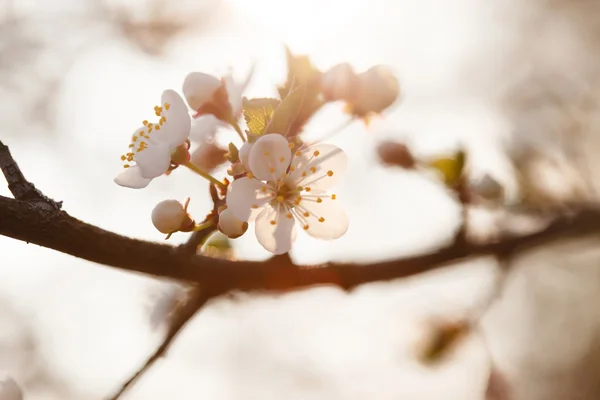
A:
[182,70,252,122]
[321,62,355,101]
[114,90,191,189]
[226,134,348,254]
[0,375,22,400]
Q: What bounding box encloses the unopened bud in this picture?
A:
[469,174,504,203]
[227,142,240,163]
[321,62,356,102]
[0,375,23,400]
[349,65,400,116]
[190,143,228,173]
[377,141,415,169]
[151,199,194,235]
[218,208,248,239]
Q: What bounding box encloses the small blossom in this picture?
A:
[114,90,191,189]
[218,208,248,238]
[348,65,399,116]
[151,199,194,236]
[321,62,356,102]
[0,375,22,400]
[182,70,251,122]
[226,134,348,254]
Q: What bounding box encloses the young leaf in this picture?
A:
[276,47,324,136]
[242,97,280,135]
[264,85,306,136]
[428,150,466,188]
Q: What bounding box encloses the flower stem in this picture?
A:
[229,119,246,143]
[193,220,215,232]
[183,162,226,189]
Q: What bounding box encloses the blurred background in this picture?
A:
[2,0,600,398]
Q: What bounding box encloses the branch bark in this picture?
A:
[3,194,600,294]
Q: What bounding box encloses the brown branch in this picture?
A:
[3,192,600,292]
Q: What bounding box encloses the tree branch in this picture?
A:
[3,193,600,294]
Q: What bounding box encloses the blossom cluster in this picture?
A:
[114,51,400,254]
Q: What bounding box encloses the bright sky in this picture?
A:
[0,0,531,398]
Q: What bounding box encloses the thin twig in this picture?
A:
[107,287,215,400]
[0,140,61,208]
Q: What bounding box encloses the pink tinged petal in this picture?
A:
[134,141,171,178]
[226,177,273,221]
[297,196,348,240]
[255,205,297,254]
[114,166,152,189]
[239,142,252,170]
[188,115,220,143]
[224,75,244,116]
[218,208,248,239]
[182,72,222,111]
[159,89,191,147]
[287,143,347,190]
[248,134,292,181]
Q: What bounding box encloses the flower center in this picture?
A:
[120,102,171,168]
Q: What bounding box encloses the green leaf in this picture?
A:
[428,150,466,188]
[264,85,306,136]
[242,97,280,136]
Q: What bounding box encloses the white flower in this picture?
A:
[114,90,191,189]
[226,134,348,254]
[151,198,194,235]
[182,70,251,121]
[0,375,23,400]
[321,62,355,102]
[218,208,248,239]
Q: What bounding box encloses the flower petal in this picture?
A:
[189,115,221,143]
[223,77,243,117]
[134,141,171,178]
[239,142,252,170]
[287,143,347,191]
[182,72,222,111]
[114,165,153,189]
[158,89,191,147]
[226,177,273,221]
[248,134,292,181]
[297,195,348,240]
[255,205,297,254]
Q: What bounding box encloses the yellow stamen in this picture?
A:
[327,170,334,176]
[318,217,325,223]
[313,150,320,156]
